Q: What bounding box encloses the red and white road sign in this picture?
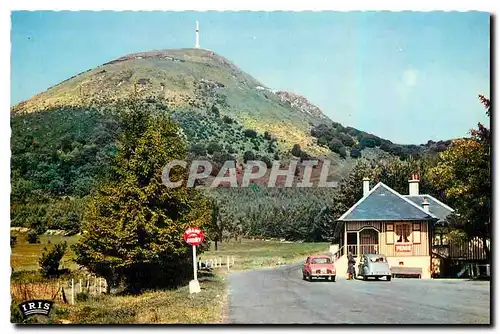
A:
[184,227,204,246]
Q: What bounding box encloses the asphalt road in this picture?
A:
[227,264,491,324]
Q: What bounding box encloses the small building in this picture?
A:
[334,173,454,279]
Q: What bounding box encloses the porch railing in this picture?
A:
[332,245,345,262]
[346,244,379,257]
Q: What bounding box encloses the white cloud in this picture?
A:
[403,69,418,87]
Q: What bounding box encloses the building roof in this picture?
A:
[337,182,438,222]
[404,195,454,222]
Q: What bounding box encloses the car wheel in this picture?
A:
[331,275,336,282]
[302,272,306,280]
[363,275,368,281]
[375,276,380,280]
[307,273,312,282]
[387,276,392,281]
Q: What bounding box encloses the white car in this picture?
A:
[357,254,392,281]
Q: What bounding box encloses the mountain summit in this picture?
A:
[12,48,332,156]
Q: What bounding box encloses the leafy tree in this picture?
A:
[72,98,211,292]
[264,131,272,140]
[243,150,256,163]
[243,129,258,138]
[39,241,67,277]
[428,95,491,259]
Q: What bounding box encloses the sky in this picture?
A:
[11,11,490,144]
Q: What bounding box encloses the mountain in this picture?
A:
[12,48,333,157]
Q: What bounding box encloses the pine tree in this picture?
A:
[72,98,210,293]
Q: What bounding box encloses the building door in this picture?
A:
[359,228,379,255]
[346,232,358,256]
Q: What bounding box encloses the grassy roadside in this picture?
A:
[12,275,227,324]
[11,237,327,324]
[202,239,330,270]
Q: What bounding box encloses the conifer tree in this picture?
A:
[72,98,210,292]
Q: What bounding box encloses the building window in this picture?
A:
[395,223,411,243]
[386,223,394,244]
[413,223,421,244]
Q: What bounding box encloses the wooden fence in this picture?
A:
[198,255,235,271]
[11,274,107,305]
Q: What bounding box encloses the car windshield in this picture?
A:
[311,258,331,264]
[369,256,387,263]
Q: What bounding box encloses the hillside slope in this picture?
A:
[12,48,334,157]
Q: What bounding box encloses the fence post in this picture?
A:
[227,256,230,271]
[79,279,82,294]
[71,279,75,305]
[232,256,235,266]
[219,257,222,268]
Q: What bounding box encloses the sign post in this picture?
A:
[184,227,204,294]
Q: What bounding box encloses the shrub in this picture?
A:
[212,151,235,166]
[222,115,233,124]
[299,150,311,162]
[350,148,362,159]
[261,156,273,168]
[190,143,207,156]
[10,235,17,247]
[264,131,272,140]
[328,139,344,153]
[291,144,302,157]
[317,137,329,147]
[210,105,220,117]
[310,123,331,138]
[359,136,380,149]
[76,292,89,302]
[339,146,347,159]
[339,133,355,147]
[243,129,258,138]
[225,145,236,154]
[30,217,47,235]
[39,241,67,277]
[206,142,223,155]
[26,230,40,244]
[243,151,256,163]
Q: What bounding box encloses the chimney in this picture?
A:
[363,177,370,196]
[422,197,430,213]
[408,172,420,196]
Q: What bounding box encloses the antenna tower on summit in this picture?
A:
[195,21,200,48]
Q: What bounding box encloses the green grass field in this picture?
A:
[10,232,81,272]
